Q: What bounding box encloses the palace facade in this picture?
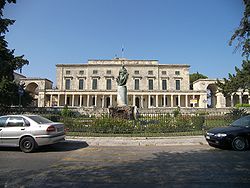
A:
[18,58,250,109]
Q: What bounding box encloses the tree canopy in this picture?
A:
[0,0,31,107]
[229,0,250,58]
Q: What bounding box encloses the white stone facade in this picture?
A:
[19,58,250,109]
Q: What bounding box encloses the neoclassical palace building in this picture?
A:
[17,58,250,109]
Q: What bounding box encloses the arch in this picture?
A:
[207,84,218,108]
[25,82,39,106]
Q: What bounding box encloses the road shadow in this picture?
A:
[1,146,250,187]
[37,140,89,152]
[0,140,89,153]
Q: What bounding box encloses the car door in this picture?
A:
[0,116,8,145]
[1,116,29,146]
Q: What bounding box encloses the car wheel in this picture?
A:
[20,137,37,153]
[232,137,248,151]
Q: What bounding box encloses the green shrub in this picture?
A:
[235,103,250,108]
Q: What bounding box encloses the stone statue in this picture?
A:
[116,65,129,86]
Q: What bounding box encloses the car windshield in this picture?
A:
[27,115,53,124]
[230,115,250,127]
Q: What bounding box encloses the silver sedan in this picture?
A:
[0,115,65,152]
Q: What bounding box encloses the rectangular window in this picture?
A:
[106,79,112,90]
[134,70,139,75]
[79,70,84,75]
[65,79,70,90]
[175,71,180,75]
[148,79,153,90]
[134,79,140,90]
[162,71,166,75]
[148,70,153,75]
[162,80,167,90]
[92,79,98,90]
[106,70,112,74]
[93,70,98,74]
[176,80,180,90]
[66,70,71,75]
[79,79,84,90]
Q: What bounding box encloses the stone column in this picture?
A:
[141,95,144,108]
[57,94,60,107]
[156,95,158,108]
[102,95,105,108]
[50,95,53,107]
[65,94,67,106]
[87,95,89,107]
[72,94,75,107]
[110,95,113,106]
[163,94,166,107]
[178,95,181,107]
[148,95,151,108]
[231,95,234,107]
[133,95,136,106]
[239,93,242,104]
[185,95,188,107]
[171,95,173,107]
[95,94,97,106]
[80,95,82,107]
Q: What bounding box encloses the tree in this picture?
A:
[217,60,250,99]
[0,0,31,108]
[189,72,208,90]
[229,0,250,58]
[217,1,250,101]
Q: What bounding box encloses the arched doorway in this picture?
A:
[207,84,218,108]
[25,82,39,106]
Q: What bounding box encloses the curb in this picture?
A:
[66,136,208,146]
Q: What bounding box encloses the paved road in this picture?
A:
[1,141,250,187]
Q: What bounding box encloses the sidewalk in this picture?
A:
[66,135,208,146]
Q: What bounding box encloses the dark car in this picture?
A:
[205,115,250,151]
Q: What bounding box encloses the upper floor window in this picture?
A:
[66,70,71,75]
[134,79,140,90]
[93,70,98,74]
[162,71,166,75]
[79,79,84,90]
[106,79,112,90]
[148,70,153,75]
[106,70,112,74]
[148,79,153,90]
[79,70,84,75]
[162,79,167,90]
[175,71,180,75]
[176,80,181,90]
[134,70,140,75]
[92,78,98,90]
[65,79,71,90]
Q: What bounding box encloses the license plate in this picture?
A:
[206,136,210,139]
[57,127,64,132]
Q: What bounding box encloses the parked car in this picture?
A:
[205,115,250,151]
[0,115,65,152]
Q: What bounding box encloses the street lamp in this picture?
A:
[18,81,24,112]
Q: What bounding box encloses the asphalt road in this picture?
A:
[1,141,250,187]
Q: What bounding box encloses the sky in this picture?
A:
[4,0,244,84]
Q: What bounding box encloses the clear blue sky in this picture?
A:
[4,0,244,84]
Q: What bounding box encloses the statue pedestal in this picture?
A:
[117,86,128,107]
[108,106,137,120]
